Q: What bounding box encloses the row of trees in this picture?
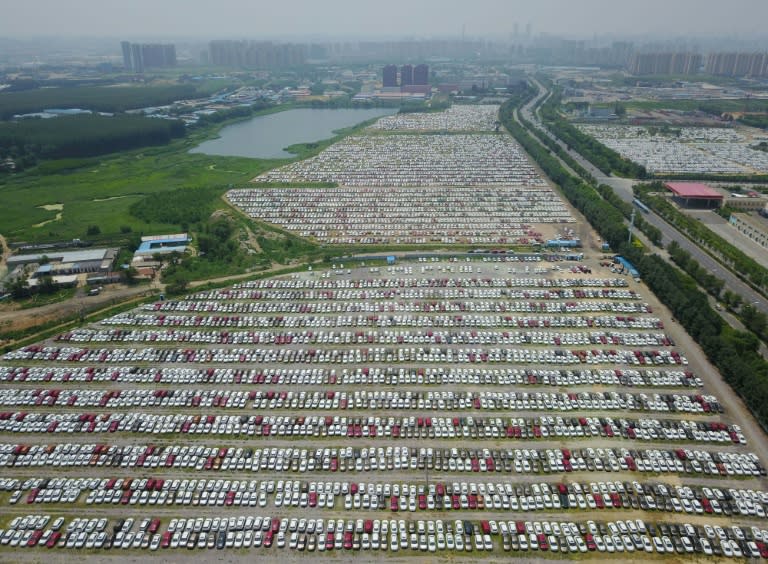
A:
[0,115,185,162]
[635,183,768,294]
[500,90,768,430]
[594,184,663,246]
[538,90,648,178]
[666,241,726,297]
[0,85,200,120]
[194,101,273,125]
[667,240,767,342]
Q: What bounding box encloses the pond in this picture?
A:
[190,108,396,159]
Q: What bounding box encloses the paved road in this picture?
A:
[519,78,767,320]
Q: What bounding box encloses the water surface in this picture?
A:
[190,108,396,159]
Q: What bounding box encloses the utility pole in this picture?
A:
[628,208,636,245]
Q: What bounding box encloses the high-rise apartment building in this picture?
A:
[413,64,429,85]
[121,41,132,71]
[628,52,700,75]
[400,64,414,86]
[208,40,307,68]
[121,42,176,72]
[382,64,398,87]
[706,52,768,77]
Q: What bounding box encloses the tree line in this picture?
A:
[0,85,201,120]
[0,114,185,165]
[538,89,648,179]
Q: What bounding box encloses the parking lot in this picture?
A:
[227,185,572,244]
[225,106,574,246]
[576,124,768,175]
[367,105,500,132]
[0,255,767,559]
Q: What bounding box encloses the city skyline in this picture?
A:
[1,0,768,40]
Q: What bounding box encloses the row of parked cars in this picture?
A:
[164,273,633,296]
[0,388,722,417]
[1,442,762,477]
[138,298,650,315]
[369,105,500,132]
[4,513,768,557]
[3,344,690,367]
[0,365,702,388]
[5,474,766,518]
[53,327,675,348]
[101,311,663,330]
[0,388,721,415]
[0,410,741,446]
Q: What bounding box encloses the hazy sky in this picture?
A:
[2,0,767,39]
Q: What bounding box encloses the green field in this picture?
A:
[0,134,285,243]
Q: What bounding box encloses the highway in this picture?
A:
[518,78,768,319]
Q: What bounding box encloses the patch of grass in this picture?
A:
[16,287,78,309]
[0,141,280,244]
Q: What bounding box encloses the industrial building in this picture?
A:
[665,182,723,209]
[7,248,118,279]
[725,193,768,211]
[133,233,190,261]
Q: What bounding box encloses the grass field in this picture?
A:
[0,134,287,244]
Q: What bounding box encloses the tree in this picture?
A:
[37,275,58,295]
[166,277,189,296]
[86,225,101,236]
[7,270,30,299]
[123,266,139,286]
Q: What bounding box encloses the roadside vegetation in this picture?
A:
[537,89,648,178]
[634,182,768,296]
[501,85,768,430]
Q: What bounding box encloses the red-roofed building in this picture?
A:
[665,182,723,209]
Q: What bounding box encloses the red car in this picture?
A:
[46,532,61,548]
